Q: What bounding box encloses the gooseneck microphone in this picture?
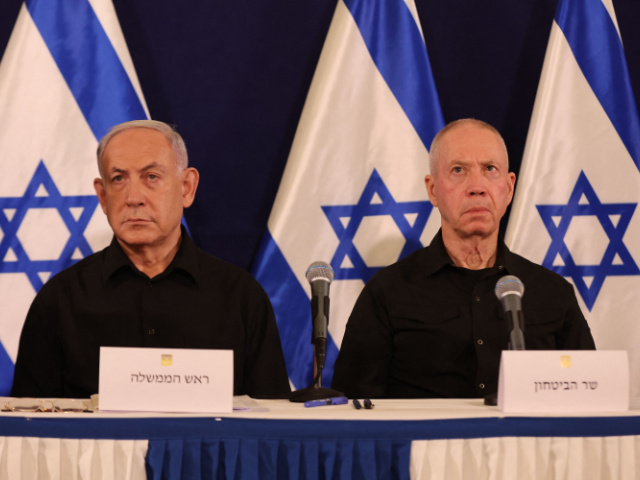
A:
[494,275,526,351]
[305,261,334,372]
[289,261,344,402]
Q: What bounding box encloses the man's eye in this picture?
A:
[112,175,123,183]
[453,167,463,173]
[486,165,497,172]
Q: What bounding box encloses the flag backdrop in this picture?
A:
[505,0,640,398]
[252,0,444,389]
[0,0,148,394]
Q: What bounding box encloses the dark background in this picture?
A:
[1,0,639,271]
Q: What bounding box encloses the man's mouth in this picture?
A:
[465,207,490,214]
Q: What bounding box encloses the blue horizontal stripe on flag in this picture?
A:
[253,230,340,390]
[26,0,147,141]
[556,0,640,172]
[344,0,444,151]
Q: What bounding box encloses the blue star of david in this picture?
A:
[322,169,433,283]
[0,160,99,292]
[536,170,639,311]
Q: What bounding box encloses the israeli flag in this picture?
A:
[505,0,640,398]
[252,0,444,389]
[0,0,148,394]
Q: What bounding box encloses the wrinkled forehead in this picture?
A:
[438,123,509,167]
[99,128,177,170]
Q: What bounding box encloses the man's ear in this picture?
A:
[93,178,107,214]
[507,172,516,202]
[425,174,438,207]
[182,168,200,208]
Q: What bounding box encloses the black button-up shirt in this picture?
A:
[11,230,290,398]
[332,230,595,398]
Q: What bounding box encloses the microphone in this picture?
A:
[494,275,526,351]
[305,261,334,372]
[289,261,343,402]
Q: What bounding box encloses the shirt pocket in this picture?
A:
[388,301,468,366]
[389,301,461,331]
[522,308,563,349]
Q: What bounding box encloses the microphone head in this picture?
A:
[495,275,524,299]
[306,261,334,284]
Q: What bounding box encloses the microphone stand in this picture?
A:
[485,303,526,406]
[290,340,344,402]
[486,276,527,406]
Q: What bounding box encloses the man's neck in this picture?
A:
[118,234,182,279]
[441,228,499,270]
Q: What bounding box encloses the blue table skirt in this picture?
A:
[2,415,640,480]
[146,437,410,480]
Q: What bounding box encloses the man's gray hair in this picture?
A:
[96,120,188,175]
[428,118,508,176]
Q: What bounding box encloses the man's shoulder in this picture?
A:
[193,246,248,276]
[50,247,107,280]
[191,246,266,291]
[505,248,573,291]
[34,246,108,298]
[367,247,429,286]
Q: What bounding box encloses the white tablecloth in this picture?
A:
[410,435,640,480]
[0,437,147,480]
[1,398,639,479]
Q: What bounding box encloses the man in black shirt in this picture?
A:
[11,120,290,398]
[332,119,595,398]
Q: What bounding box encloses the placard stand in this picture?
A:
[99,347,233,413]
[497,350,629,412]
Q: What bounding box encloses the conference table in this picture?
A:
[0,396,639,480]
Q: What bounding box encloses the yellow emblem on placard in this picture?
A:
[161,354,173,366]
[560,355,571,368]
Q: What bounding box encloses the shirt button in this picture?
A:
[498,265,504,270]
[477,339,484,345]
[479,383,485,389]
[475,296,481,302]
[148,328,155,335]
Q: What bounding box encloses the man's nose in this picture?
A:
[466,169,486,196]
[125,179,145,205]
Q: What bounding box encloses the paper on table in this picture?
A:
[233,395,270,412]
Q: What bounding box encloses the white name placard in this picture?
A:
[99,347,233,413]
[498,350,629,413]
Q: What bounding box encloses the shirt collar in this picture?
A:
[422,229,453,276]
[423,229,510,276]
[497,238,520,276]
[101,226,201,286]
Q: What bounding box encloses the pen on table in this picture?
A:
[353,398,374,410]
[304,396,348,408]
